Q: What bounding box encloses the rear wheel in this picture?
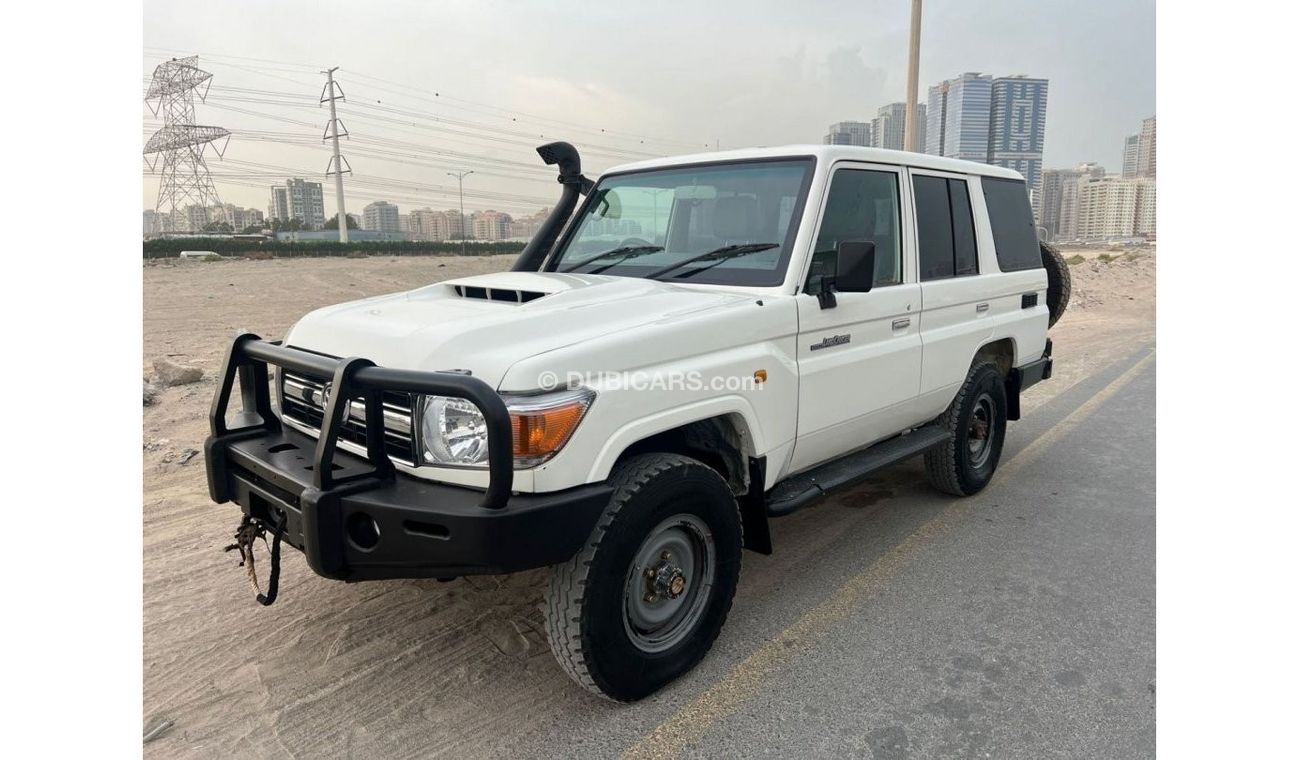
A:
[544,453,743,701]
[925,363,1008,496]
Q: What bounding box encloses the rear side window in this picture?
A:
[982,177,1042,271]
[949,180,978,276]
[913,175,979,281]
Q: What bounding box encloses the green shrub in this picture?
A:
[1065,254,1086,265]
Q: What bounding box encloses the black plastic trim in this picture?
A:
[1005,339,1054,421]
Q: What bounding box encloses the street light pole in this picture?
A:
[447,170,474,255]
[903,0,923,152]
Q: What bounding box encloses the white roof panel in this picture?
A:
[602,144,1024,181]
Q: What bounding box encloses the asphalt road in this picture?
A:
[525,348,1158,759]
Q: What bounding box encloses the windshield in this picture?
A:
[547,158,814,286]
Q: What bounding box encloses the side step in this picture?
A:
[766,424,951,517]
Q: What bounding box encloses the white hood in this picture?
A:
[283,271,748,388]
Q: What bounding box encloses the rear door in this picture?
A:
[911,170,995,408]
[789,162,923,473]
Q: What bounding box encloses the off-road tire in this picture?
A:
[543,453,743,702]
[1041,241,1071,328]
[925,362,1008,496]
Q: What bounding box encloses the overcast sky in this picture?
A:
[143,0,1155,218]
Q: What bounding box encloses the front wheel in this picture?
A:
[543,453,743,702]
[924,362,1008,496]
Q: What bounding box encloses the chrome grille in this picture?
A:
[279,370,418,466]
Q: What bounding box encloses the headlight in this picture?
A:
[418,387,595,468]
[421,396,490,466]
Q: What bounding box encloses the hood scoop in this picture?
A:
[452,285,547,304]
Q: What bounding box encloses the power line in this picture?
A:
[140,50,720,223]
[144,50,712,154]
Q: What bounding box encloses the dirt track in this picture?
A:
[143,248,1155,757]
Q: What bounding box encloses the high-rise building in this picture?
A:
[471,209,513,241]
[1040,162,1105,241]
[268,179,325,229]
[1136,116,1156,178]
[988,76,1049,206]
[823,121,873,147]
[143,210,161,236]
[1121,116,1156,179]
[1122,134,1141,178]
[442,209,466,241]
[926,72,1050,211]
[871,102,926,152]
[925,72,993,161]
[363,201,401,233]
[1074,175,1157,241]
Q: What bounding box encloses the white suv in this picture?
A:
[206,142,1066,702]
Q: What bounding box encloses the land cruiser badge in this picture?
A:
[810,334,851,351]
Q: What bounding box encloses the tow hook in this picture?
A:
[223,512,286,606]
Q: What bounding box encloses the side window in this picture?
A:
[914,174,980,281]
[981,177,1042,271]
[914,176,954,280]
[950,180,979,276]
[807,169,902,291]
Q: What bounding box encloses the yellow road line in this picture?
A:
[997,349,1154,481]
[622,348,1156,760]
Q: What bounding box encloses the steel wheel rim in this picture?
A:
[623,513,716,653]
[967,392,996,469]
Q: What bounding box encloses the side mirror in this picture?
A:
[835,240,876,293]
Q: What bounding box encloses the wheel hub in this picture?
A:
[644,553,688,602]
[967,392,997,468]
[623,514,717,653]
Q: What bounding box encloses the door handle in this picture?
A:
[891,317,910,330]
[975,303,990,313]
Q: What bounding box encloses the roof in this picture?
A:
[603,144,1024,181]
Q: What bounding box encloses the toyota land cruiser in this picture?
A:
[206,142,1067,701]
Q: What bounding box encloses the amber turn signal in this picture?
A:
[506,388,595,466]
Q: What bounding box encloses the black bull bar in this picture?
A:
[204,332,519,581]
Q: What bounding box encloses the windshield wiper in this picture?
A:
[645,243,780,280]
[561,245,663,273]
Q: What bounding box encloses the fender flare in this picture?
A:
[586,396,765,484]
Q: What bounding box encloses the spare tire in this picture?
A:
[1040,241,1071,328]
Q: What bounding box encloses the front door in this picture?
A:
[790,163,923,473]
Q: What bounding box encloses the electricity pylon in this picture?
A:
[143,56,230,231]
[321,67,352,243]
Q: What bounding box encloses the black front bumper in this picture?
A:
[205,333,612,581]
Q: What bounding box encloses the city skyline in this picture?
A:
[143,0,1154,222]
[1035,115,1156,243]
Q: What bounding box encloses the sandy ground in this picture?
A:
[143,248,1155,757]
